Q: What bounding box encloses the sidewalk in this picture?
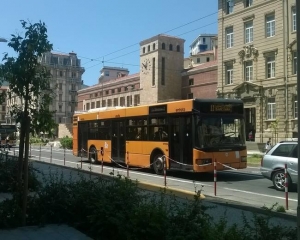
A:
[0,224,92,240]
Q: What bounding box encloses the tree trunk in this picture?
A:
[17,117,26,188]
[21,115,30,226]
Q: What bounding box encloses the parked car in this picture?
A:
[260,141,298,191]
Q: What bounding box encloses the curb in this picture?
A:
[136,182,206,200]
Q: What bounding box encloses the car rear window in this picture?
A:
[271,144,295,157]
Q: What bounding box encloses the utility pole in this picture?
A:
[296,1,300,239]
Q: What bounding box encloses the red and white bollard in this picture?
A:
[101,147,104,173]
[214,159,217,196]
[63,148,66,166]
[285,163,289,210]
[126,151,130,178]
[163,156,167,187]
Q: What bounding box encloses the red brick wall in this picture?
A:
[182,67,217,99]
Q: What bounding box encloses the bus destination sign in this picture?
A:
[149,105,167,115]
[210,104,232,112]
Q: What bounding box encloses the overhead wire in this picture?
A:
[51,11,218,70]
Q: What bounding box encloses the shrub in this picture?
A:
[60,136,72,149]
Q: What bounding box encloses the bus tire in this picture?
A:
[89,146,97,164]
[153,153,164,175]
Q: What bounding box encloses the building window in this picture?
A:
[153,43,156,50]
[161,57,165,85]
[143,47,145,53]
[134,94,140,106]
[71,84,76,90]
[96,101,100,108]
[59,71,63,77]
[189,79,194,86]
[105,90,109,95]
[113,98,118,107]
[266,55,275,78]
[266,14,275,37]
[112,89,115,94]
[267,98,276,120]
[176,45,180,52]
[59,83,62,90]
[245,21,253,43]
[162,43,165,50]
[187,93,193,99]
[245,61,253,81]
[293,51,297,75]
[206,57,210,62]
[226,27,234,48]
[294,100,298,119]
[104,71,109,76]
[91,102,95,109]
[292,7,296,32]
[102,100,106,107]
[86,103,90,110]
[120,97,125,106]
[118,88,121,93]
[148,45,150,52]
[152,57,156,86]
[226,0,234,14]
[127,96,132,107]
[197,58,200,63]
[59,94,62,101]
[225,63,233,85]
[245,0,253,7]
[169,44,173,51]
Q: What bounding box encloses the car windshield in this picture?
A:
[195,116,245,148]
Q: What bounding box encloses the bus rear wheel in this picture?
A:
[89,147,97,164]
[153,154,164,175]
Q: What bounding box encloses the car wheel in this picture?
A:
[153,154,165,175]
[89,147,97,164]
[272,170,290,191]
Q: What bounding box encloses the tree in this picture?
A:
[0,20,56,226]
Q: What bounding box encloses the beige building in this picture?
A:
[6,51,85,135]
[217,0,297,143]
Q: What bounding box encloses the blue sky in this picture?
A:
[0,1,218,86]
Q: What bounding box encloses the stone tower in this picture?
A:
[139,34,185,105]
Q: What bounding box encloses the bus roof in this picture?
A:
[74,98,244,121]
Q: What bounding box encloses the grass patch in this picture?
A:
[247,156,262,165]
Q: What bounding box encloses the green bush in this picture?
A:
[60,136,73,149]
[29,137,43,144]
[0,154,40,192]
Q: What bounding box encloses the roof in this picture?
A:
[140,34,185,45]
[186,60,217,73]
[101,66,129,72]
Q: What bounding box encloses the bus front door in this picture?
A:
[169,116,193,171]
[78,122,89,157]
[111,121,126,162]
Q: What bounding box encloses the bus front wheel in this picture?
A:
[89,146,97,164]
[153,154,164,175]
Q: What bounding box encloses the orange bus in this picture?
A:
[72,99,247,174]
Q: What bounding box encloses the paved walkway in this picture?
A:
[0,224,91,240]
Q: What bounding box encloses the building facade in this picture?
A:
[6,51,85,134]
[217,0,297,143]
[189,34,218,55]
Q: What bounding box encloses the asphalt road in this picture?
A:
[13,146,298,214]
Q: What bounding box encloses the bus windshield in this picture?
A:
[195,116,245,148]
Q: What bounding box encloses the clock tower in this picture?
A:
[139,34,185,105]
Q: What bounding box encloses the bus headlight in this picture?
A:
[196,158,212,166]
[241,156,247,162]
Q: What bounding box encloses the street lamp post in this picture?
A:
[296,1,300,239]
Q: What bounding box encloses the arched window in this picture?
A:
[153,43,156,50]
[169,44,173,51]
[176,45,180,52]
[162,43,165,50]
[143,47,145,53]
[148,45,150,52]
